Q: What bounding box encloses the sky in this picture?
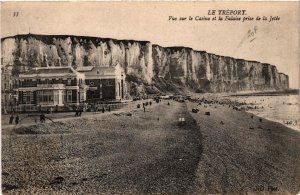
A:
[1,2,299,88]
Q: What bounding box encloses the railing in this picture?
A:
[11,101,129,113]
[20,84,37,88]
[37,84,65,88]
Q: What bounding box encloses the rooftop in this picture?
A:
[80,66,116,77]
[77,64,124,77]
[21,66,78,75]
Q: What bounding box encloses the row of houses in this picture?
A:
[1,64,126,112]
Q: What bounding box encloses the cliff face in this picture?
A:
[1,34,289,96]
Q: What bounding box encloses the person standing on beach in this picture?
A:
[40,113,45,123]
[143,106,146,112]
[79,108,83,117]
[9,115,14,124]
[74,109,78,117]
[102,107,105,113]
[15,115,19,125]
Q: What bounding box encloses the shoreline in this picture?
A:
[189,92,299,132]
[245,109,299,132]
[227,89,299,96]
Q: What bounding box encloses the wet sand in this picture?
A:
[2,99,300,194]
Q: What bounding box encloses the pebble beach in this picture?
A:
[2,97,300,194]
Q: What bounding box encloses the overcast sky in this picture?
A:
[1,2,299,88]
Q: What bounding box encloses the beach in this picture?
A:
[186,100,300,194]
[190,93,299,131]
[2,98,300,194]
[226,94,299,131]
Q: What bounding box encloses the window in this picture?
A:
[22,91,27,103]
[27,92,32,103]
[23,91,33,104]
[53,91,59,104]
[79,92,85,101]
[67,90,72,102]
[37,90,54,103]
[62,90,65,103]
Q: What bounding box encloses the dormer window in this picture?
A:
[67,78,72,85]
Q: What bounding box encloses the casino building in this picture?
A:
[17,66,87,108]
[15,63,126,110]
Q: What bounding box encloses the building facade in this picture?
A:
[8,63,126,112]
[1,65,17,112]
[77,63,126,102]
[17,66,87,108]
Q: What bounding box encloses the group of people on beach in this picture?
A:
[74,108,83,117]
[9,113,47,125]
[143,101,153,112]
[9,115,19,125]
[136,101,154,112]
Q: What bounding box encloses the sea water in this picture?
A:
[231,95,299,131]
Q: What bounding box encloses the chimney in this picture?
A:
[43,54,49,67]
[57,57,61,67]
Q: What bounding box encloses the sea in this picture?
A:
[228,95,299,131]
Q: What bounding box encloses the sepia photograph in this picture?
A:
[1,1,299,194]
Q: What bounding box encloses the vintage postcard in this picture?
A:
[1,1,299,194]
